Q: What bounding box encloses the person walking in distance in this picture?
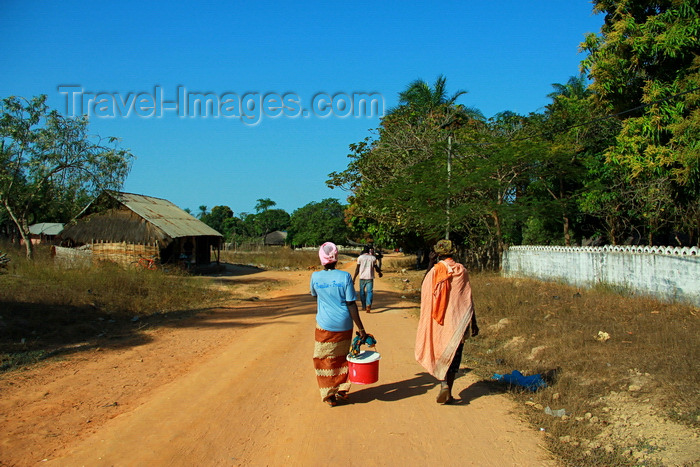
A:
[415,240,479,404]
[353,246,383,313]
[311,242,369,406]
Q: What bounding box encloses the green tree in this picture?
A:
[0,95,133,259]
[256,208,290,236]
[450,111,540,256]
[202,205,233,234]
[581,0,700,244]
[396,75,467,115]
[288,199,350,247]
[254,198,276,213]
[329,76,486,248]
[237,212,257,237]
[547,72,590,102]
[221,216,243,239]
[249,199,287,236]
[525,74,619,245]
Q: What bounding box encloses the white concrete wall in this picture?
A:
[502,245,700,306]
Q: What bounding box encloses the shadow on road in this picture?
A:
[1,265,417,374]
[350,372,438,402]
[216,263,266,277]
[0,286,317,372]
[349,367,501,406]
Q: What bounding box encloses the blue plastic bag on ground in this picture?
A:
[492,370,547,391]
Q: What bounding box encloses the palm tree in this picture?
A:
[254,198,276,213]
[398,74,467,113]
[392,75,483,127]
[547,72,590,103]
[543,72,594,246]
[394,76,484,239]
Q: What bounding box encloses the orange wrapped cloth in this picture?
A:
[431,261,452,325]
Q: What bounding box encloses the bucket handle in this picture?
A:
[350,332,378,357]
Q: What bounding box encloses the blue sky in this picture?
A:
[0,1,604,216]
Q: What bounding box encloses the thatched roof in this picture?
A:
[264,230,288,245]
[60,191,222,246]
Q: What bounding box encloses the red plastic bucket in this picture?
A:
[347,350,381,384]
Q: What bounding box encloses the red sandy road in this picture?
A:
[6,262,557,466]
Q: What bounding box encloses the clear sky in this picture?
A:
[0,1,604,216]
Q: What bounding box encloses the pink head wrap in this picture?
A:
[319,242,338,265]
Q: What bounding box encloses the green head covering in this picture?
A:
[434,239,456,256]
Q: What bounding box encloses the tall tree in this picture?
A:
[329,76,485,247]
[254,198,276,213]
[256,208,290,236]
[452,111,539,255]
[397,75,467,113]
[288,199,350,247]
[0,95,133,258]
[202,205,233,234]
[532,75,597,245]
[547,72,590,101]
[581,0,700,244]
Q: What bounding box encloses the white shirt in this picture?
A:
[357,253,377,280]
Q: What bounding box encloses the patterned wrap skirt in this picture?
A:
[313,326,353,401]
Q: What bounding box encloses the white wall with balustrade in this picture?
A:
[502,245,700,306]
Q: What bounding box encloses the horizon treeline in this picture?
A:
[326,0,699,268]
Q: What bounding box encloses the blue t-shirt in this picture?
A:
[310,269,357,332]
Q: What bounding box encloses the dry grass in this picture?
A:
[393,269,699,466]
[0,243,228,372]
[380,254,416,272]
[473,275,698,465]
[220,247,323,270]
[219,247,416,272]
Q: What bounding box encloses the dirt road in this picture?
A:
[1,260,556,466]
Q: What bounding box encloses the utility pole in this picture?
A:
[445,135,451,240]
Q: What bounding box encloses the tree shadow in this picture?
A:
[369,305,419,314]
[0,300,155,371]
[0,268,421,373]
[209,276,282,287]
[359,288,420,314]
[0,289,319,372]
[166,293,317,330]
[213,263,265,277]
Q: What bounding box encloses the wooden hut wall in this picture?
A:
[92,241,160,267]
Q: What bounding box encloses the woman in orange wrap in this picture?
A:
[415,239,479,404]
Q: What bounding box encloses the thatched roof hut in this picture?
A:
[60,191,222,266]
[27,223,64,245]
[264,230,287,246]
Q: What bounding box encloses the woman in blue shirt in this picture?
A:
[311,242,368,406]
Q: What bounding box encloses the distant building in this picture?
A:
[264,230,287,246]
[28,223,64,245]
[59,191,222,267]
